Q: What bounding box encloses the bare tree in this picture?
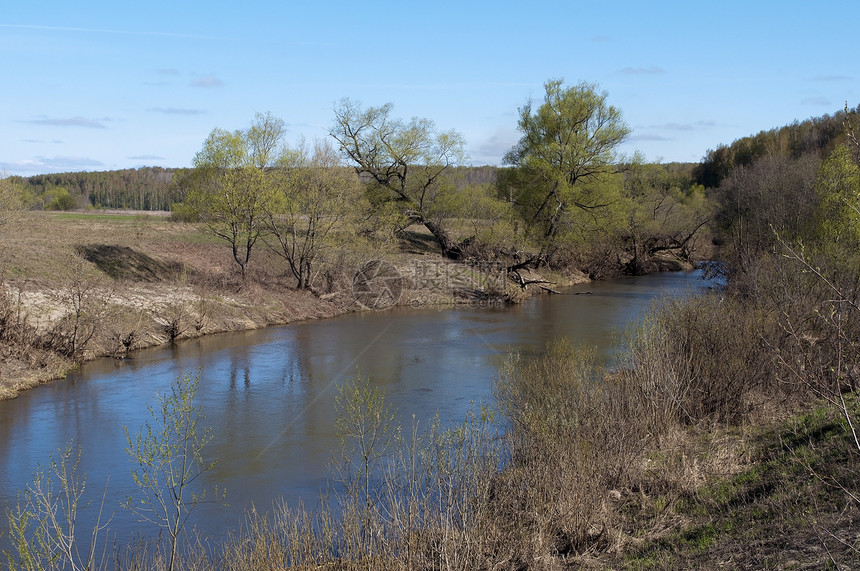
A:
[331,99,469,259]
[265,139,365,290]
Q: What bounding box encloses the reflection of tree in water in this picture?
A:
[228,352,252,392]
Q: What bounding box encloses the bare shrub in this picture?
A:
[652,293,781,423]
[212,385,504,571]
[3,444,110,571]
[621,315,695,438]
[0,280,38,349]
[44,257,115,361]
[493,340,652,559]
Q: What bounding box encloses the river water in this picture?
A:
[0,269,712,547]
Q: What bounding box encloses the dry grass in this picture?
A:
[0,212,525,400]
[0,212,350,399]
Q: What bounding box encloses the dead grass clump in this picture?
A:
[649,293,781,423]
[493,340,654,561]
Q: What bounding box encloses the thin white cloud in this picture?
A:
[469,130,519,165]
[627,133,673,142]
[128,154,166,161]
[23,116,108,128]
[617,66,666,75]
[148,107,206,116]
[191,75,224,88]
[812,74,852,82]
[1,156,105,174]
[642,121,716,131]
[0,24,219,40]
[801,96,831,106]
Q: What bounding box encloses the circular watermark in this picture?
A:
[352,260,404,310]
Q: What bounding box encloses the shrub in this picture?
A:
[168,202,199,222]
[494,340,652,557]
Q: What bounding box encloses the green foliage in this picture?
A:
[333,373,396,504]
[0,172,25,226]
[331,99,474,258]
[265,139,368,290]
[332,373,397,558]
[123,372,224,571]
[622,162,713,273]
[456,182,519,257]
[502,79,631,265]
[43,187,77,211]
[182,112,285,280]
[3,444,109,571]
[167,201,199,222]
[813,144,860,246]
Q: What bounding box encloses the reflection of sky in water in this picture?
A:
[0,269,713,546]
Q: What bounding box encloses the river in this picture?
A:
[0,268,712,548]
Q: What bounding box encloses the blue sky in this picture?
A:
[1,0,857,177]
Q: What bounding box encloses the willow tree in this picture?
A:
[330,99,468,259]
[265,139,365,291]
[184,112,284,280]
[501,79,631,266]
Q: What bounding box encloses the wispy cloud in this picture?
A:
[627,133,672,142]
[128,154,166,161]
[812,74,852,82]
[617,66,666,75]
[590,35,610,43]
[469,130,518,165]
[191,75,224,88]
[642,120,716,132]
[0,23,219,40]
[148,107,206,116]
[1,156,105,174]
[23,116,108,129]
[801,96,831,106]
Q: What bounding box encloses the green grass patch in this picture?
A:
[41,211,167,223]
[622,397,860,568]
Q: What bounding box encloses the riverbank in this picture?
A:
[0,211,595,400]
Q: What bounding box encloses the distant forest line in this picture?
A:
[7,165,503,212]
[6,104,859,213]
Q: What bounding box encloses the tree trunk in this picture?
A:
[422,218,463,260]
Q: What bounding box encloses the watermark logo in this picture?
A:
[351,259,508,310]
[411,260,507,292]
[352,260,405,309]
